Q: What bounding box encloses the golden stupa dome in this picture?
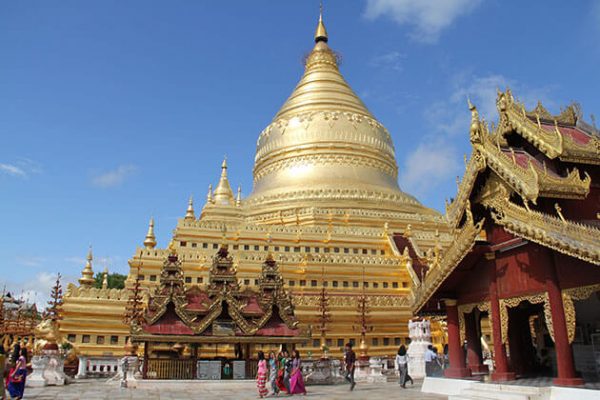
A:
[246,13,435,219]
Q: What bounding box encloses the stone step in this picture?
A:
[469,382,545,395]
[457,388,537,400]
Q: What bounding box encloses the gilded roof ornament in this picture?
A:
[78,245,95,288]
[314,3,328,43]
[167,239,177,255]
[102,267,109,290]
[236,186,242,207]
[185,196,195,220]
[143,217,157,249]
[213,157,235,206]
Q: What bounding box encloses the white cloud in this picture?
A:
[364,0,483,43]
[1,272,58,309]
[399,141,461,198]
[401,73,555,205]
[15,256,47,268]
[369,51,406,72]
[0,158,43,178]
[0,163,27,177]
[91,164,138,188]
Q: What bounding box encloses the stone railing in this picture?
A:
[75,356,120,379]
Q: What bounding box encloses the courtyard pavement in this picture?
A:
[23,379,446,399]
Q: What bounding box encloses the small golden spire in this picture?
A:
[213,157,235,205]
[79,245,95,288]
[236,186,242,207]
[144,217,157,249]
[206,184,213,204]
[102,267,109,289]
[185,196,195,220]
[315,2,328,43]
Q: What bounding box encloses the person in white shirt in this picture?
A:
[395,345,413,388]
[424,345,437,377]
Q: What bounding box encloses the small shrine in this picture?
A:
[132,243,308,380]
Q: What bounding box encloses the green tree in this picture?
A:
[93,272,127,289]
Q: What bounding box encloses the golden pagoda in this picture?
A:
[60,11,450,358]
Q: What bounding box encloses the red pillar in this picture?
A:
[444,299,471,378]
[465,312,489,374]
[546,254,584,386]
[489,253,515,381]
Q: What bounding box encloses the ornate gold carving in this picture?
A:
[457,301,490,343]
[294,295,409,308]
[412,211,485,312]
[484,195,600,265]
[562,284,600,343]
[499,293,553,344]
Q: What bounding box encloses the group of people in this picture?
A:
[424,344,446,377]
[256,349,306,398]
[1,345,28,400]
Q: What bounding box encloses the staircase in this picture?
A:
[449,382,550,400]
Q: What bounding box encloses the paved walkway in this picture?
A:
[24,379,446,399]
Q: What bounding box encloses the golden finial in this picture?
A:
[404,224,412,238]
[315,1,328,43]
[185,196,195,220]
[236,186,242,207]
[79,245,95,287]
[102,267,109,290]
[213,156,235,205]
[554,203,567,224]
[206,184,213,204]
[144,217,157,249]
[167,239,177,255]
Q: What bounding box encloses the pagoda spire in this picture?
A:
[315,2,328,43]
[144,217,157,249]
[185,196,195,220]
[206,184,214,204]
[79,246,95,288]
[212,157,234,206]
[236,186,242,207]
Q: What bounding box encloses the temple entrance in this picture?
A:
[506,301,554,378]
[571,290,600,382]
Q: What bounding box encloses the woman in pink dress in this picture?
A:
[256,351,269,398]
[288,349,306,395]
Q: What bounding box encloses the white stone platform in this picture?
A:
[422,377,600,400]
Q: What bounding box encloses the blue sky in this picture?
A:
[1,0,599,304]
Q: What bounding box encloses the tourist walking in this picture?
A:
[395,345,413,388]
[344,342,356,391]
[6,348,27,400]
[256,351,269,398]
[288,350,306,395]
[268,351,279,396]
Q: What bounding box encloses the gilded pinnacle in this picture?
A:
[315,6,328,43]
[79,245,95,288]
[144,217,157,249]
[213,157,235,206]
[185,196,195,220]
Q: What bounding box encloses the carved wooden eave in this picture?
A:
[446,151,486,228]
[412,213,485,313]
[483,195,600,266]
[496,89,600,165]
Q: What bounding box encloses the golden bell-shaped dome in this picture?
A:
[247,14,431,219]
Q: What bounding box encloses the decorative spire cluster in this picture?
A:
[79,246,95,288]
